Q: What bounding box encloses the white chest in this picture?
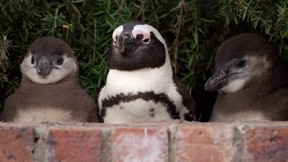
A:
[104,99,172,124]
[98,65,189,121]
[14,107,72,123]
[209,111,269,122]
[104,67,174,94]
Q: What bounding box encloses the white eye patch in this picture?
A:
[133,24,166,46]
[112,25,124,43]
[132,30,150,44]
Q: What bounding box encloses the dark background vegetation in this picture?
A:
[0,0,288,121]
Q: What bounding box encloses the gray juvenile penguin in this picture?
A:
[205,33,288,122]
[0,37,98,123]
[98,21,196,124]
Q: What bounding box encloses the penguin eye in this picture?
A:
[236,59,246,68]
[31,55,35,64]
[142,38,150,44]
[56,57,64,65]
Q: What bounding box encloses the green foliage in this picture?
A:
[0,36,12,85]
[0,0,288,110]
[219,0,288,56]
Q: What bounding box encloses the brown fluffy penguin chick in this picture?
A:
[0,37,99,123]
[205,33,288,122]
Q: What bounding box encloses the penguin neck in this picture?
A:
[248,59,288,92]
[106,54,173,92]
[224,71,274,97]
[109,55,172,78]
[21,73,80,89]
[269,58,288,88]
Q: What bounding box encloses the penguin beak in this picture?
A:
[205,68,227,92]
[36,56,54,76]
[116,32,135,54]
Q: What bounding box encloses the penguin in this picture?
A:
[0,37,99,123]
[205,33,288,122]
[97,21,196,124]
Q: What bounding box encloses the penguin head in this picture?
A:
[205,33,276,93]
[21,37,78,84]
[108,21,168,71]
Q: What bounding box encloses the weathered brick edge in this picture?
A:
[0,121,288,162]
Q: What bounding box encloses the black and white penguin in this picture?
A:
[205,33,288,122]
[0,37,99,123]
[98,21,196,124]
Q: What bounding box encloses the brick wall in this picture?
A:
[0,121,288,162]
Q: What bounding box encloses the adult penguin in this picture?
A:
[98,21,196,124]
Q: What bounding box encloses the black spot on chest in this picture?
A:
[100,91,180,119]
[149,107,155,117]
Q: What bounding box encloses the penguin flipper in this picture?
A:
[173,75,197,121]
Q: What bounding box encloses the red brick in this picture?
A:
[1,121,288,162]
[47,125,101,162]
[0,123,34,162]
[174,122,236,162]
[112,126,169,162]
[241,122,288,162]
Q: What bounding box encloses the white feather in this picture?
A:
[112,25,124,43]
[220,56,270,93]
[98,54,189,118]
[220,79,247,93]
[133,24,167,47]
[104,99,171,124]
[14,107,72,123]
[209,111,268,122]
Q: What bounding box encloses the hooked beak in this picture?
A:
[205,68,227,92]
[35,56,54,76]
[116,32,135,53]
